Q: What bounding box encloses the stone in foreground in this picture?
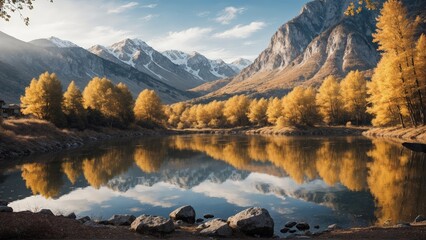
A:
[0,206,13,212]
[296,222,310,231]
[0,200,9,206]
[200,219,233,237]
[38,209,54,216]
[169,205,196,224]
[414,215,426,222]
[108,214,136,226]
[66,212,76,219]
[285,221,297,228]
[131,215,174,234]
[203,214,214,219]
[227,207,274,237]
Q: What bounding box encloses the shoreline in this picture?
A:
[0,206,425,239]
[1,119,426,161]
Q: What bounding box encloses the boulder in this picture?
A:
[169,205,196,224]
[108,214,136,226]
[0,200,9,206]
[131,215,174,234]
[38,209,54,216]
[289,229,296,233]
[78,216,91,223]
[296,222,310,231]
[66,212,76,219]
[196,218,204,223]
[84,220,107,228]
[285,221,297,228]
[203,214,214,219]
[314,225,320,229]
[227,207,274,237]
[0,206,13,212]
[327,224,340,230]
[199,219,232,237]
[414,215,426,222]
[280,227,290,233]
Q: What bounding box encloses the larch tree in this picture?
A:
[21,72,65,126]
[316,75,343,125]
[133,89,165,127]
[266,97,283,125]
[340,70,368,125]
[63,81,86,129]
[223,95,250,127]
[116,82,135,124]
[247,98,268,126]
[282,86,320,127]
[372,0,424,126]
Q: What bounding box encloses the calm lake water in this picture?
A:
[1,135,425,235]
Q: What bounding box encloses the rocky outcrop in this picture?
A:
[169,205,196,224]
[227,207,274,237]
[0,206,13,212]
[130,215,175,234]
[199,219,233,237]
[108,214,136,226]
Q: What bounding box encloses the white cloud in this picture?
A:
[141,3,157,8]
[108,2,139,14]
[215,6,245,25]
[214,21,266,39]
[148,27,213,52]
[140,14,158,22]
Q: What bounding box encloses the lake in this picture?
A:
[1,135,425,236]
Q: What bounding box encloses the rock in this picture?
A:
[196,218,204,223]
[78,216,91,223]
[289,229,297,233]
[280,227,290,233]
[97,220,112,225]
[199,219,233,237]
[285,221,297,228]
[394,223,411,228]
[169,205,196,224]
[414,215,426,222]
[296,222,310,231]
[66,212,76,219]
[327,224,340,230]
[227,207,274,237]
[84,220,107,228]
[0,200,9,206]
[314,225,319,229]
[38,209,54,216]
[196,223,207,230]
[203,214,214,219]
[0,206,13,212]
[108,214,136,226]
[131,215,175,234]
[305,230,312,236]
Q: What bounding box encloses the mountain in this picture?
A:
[0,32,192,103]
[88,39,204,90]
[162,50,238,82]
[228,58,252,73]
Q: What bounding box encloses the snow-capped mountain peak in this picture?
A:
[229,58,252,72]
[48,36,79,48]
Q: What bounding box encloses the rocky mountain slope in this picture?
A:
[0,32,192,103]
[88,39,205,90]
[201,0,425,101]
[162,50,250,82]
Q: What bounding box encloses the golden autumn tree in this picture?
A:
[371,0,425,126]
[340,70,368,125]
[266,97,283,125]
[63,81,86,129]
[20,72,65,126]
[316,75,343,125]
[165,102,188,128]
[415,34,426,109]
[247,98,268,126]
[223,95,250,126]
[116,82,135,124]
[134,89,165,127]
[282,87,320,127]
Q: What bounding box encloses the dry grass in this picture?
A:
[0,118,160,160]
[363,126,426,144]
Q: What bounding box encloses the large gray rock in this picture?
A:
[131,215,174,234]
[0,206,13,212]
[169,205,196,224]
[227,207,274,237]
[200,219,233,237]
[108,214,136,226]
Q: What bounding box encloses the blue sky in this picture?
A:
[0,0,311,62]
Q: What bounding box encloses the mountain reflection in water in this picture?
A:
[1,135,425,232]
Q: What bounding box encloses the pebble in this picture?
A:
[285,221,297,228]
[280,227,290,233]
[203,214,214,219]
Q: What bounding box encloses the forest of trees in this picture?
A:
[10,0,426,130]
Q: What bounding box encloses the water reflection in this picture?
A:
[1,135,425,228]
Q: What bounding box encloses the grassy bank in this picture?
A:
[0,119,166,160]
[363,126,426,144]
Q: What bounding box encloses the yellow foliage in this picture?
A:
[340,70,368,125]
[63,81,86,129]
[247,98,268,126]
[266,97,283,125]
[316,75,343,125]
[134,89,165,126]
[223,95,250,126]
[282,87,320,126]
[21,163,63,198]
